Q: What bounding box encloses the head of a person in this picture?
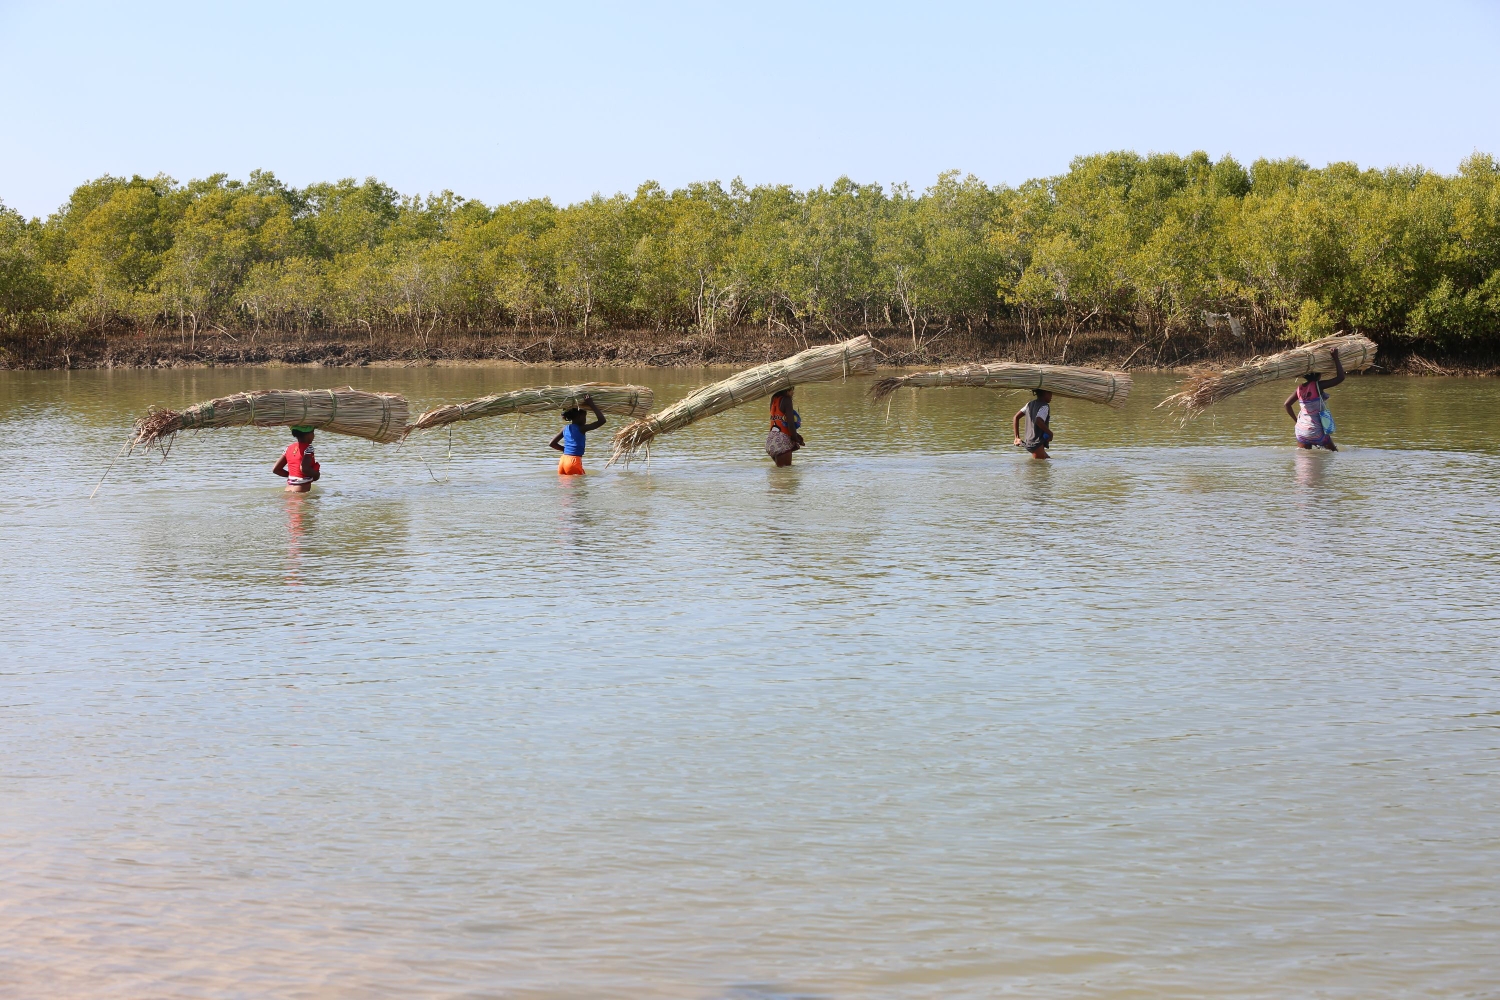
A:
[291,426,314,444]
[1034,389,1052,404]
[561,407,584,424]
[1303,372,1321,384]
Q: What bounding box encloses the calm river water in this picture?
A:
[2,366,1498,999]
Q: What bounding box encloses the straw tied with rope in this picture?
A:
[870,361,1133,408]
[407,383,655,433]
[129,388,410,454]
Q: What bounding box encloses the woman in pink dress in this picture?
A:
[1284,348,1346,451]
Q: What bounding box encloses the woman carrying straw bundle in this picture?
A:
[549,396,606,475]
[608,335,876,467]
[1159,333,1374,416]
[766,389,805,466]
[99,387,405,501]
[273,427,321,491]
[1013,390,1054,459]
[1284,348,1346,451]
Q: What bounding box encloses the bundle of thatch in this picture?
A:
[870,362,1131,408]
[608,335,878,465]
[1159,333,1378,414]
[409,382,654,433]
[130,388,409,452]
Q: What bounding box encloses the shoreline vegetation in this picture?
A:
[11,325,1488,377]
[5,152,1500,375]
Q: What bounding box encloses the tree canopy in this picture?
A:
[5,152,1500,358]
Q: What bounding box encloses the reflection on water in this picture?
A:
[1017,456,1055,509]
[554,474,596,553]
[765,464,802,497]
[2,367,1499,999]
[1294,446,1330,490]
[284,491,313,588]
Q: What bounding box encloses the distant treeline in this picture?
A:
[4,151,1500,362]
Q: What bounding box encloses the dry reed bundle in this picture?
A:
[130,388,409,452]
[409,382,654,433]
[608,335,878,466]
[870,362,1132,408]
[1159,333,1378,414]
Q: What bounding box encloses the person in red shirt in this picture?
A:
[273,426,321,492]
[765,389,804,467]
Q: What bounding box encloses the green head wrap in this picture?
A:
[290,425,315,434]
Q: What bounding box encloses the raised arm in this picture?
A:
[1319,348,1346,391]
[583,396,607,432]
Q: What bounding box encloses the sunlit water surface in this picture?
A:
[2,367,1498,999]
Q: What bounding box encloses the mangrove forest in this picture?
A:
[3,151,1500,366]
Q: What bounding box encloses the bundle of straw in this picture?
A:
[1159,333,1378,414]
[131,388,409,451]
[409,382,654,433]
[608,335,878,465]
[870,362,1132,408]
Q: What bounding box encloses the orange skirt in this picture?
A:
[557,454,586,476]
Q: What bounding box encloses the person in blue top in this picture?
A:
[549,395,606,475]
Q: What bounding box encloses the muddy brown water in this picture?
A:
[2,368,1498,999]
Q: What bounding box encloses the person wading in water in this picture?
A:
[1284,348,1346,451]
[766,389,805,467]
[550,396,607,475]
[273,426,321,492]
[1013,389,1053,460]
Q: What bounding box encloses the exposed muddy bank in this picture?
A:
[4,326,1496,376]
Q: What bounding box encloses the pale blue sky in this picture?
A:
[2,0,1497,217]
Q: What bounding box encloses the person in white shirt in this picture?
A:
[1013,389,1053,460]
